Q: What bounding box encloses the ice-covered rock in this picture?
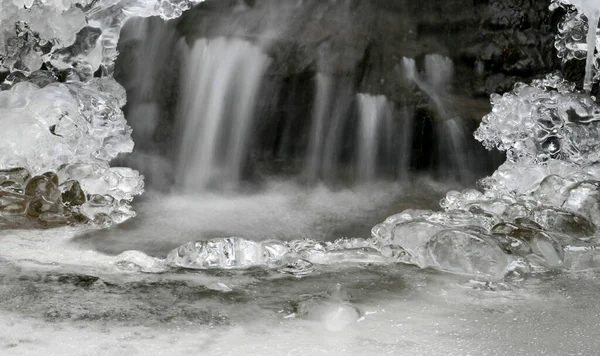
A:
[0,0,205,227]
[0,78,143,225]
[562,181,600,226]
[528,206,596,238]
[0,0,205,76]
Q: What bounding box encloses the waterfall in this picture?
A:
[402,54,476,180]
[305,74,333,183]
[176,38,271,192]
[356,94,391,182]
[304,74,354,183]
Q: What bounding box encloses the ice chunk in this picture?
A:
[528,206,596,238]
[562,181,600,227]
[532,175,575,207]
[563,245,600,271]
[166,238,290,270]
[386,220,445,256]
[420,229,510,280]
[299,248,387,265]
[508,227,564,268]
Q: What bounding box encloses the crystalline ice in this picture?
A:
[563,245,600,271]
[0,0,204,227]
[562,181,600,227]
[528,206,596,238]
[0,0,204,76]
[420,229,510,280]
[532,174,575,207]
[475,74,600,166]
[386,220,445,256]
[166,238,290,270]
[551,0,600,89]
[165,236,388,273]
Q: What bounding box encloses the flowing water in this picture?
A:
[176,38,271,192]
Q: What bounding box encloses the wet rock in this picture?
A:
[0,192,28,215]
[24,174,65,218]
[59,180,86,208]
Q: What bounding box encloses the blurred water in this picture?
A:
[176,37,271,192]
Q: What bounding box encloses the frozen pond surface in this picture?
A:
[1,180,599,356]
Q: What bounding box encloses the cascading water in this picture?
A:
[355,94,392,182]
[176,37,270,192]
[305,74,333,183]
[402,54,479,180]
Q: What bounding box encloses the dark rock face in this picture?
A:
[114,0,564,187]
[176,0,561,104]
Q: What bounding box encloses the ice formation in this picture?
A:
[552,0,600,90]
[370,2,600,280]
[0,0,203,226]
[165,237,386,276]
